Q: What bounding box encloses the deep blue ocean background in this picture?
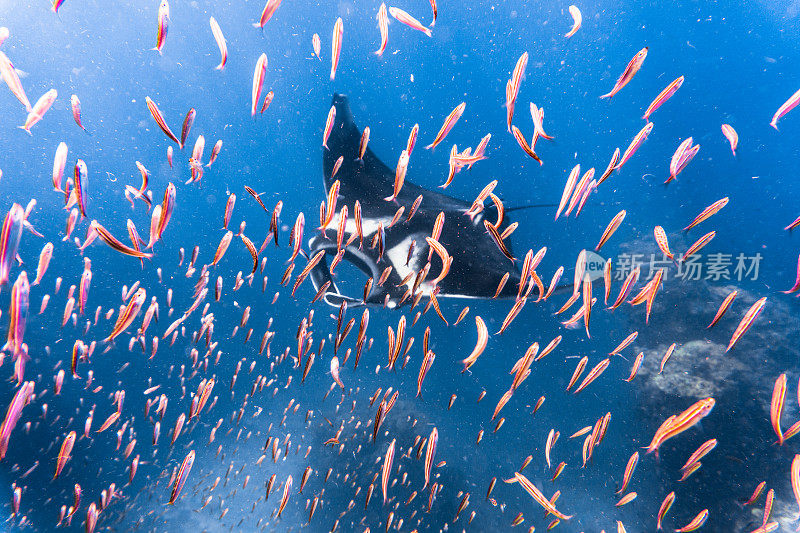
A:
[0,0,799,531]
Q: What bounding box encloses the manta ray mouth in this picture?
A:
[307,235,388,308]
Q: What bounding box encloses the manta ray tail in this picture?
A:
[505,203,558,212]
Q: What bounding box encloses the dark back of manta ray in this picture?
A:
[320,93,523,303]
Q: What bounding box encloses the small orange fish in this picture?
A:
[770,87,800,129]
[312,33,321,60]
[54,431,76,479]
[647,398,715,456]
[600,47,648,99]
[423,427,438,489]
[674,508,708,532]
[653,226,673,259]
[656,491,675,530]
[168,450,195,504]
[726,296,766,352]
[771,373,787,444]
[461,316,488,371]
[684,198,728,232]
[596,210,626,250]
[643,76,683,120]
[389,7,432,37]
[254,0,282,28]
[682,231,715,262]
[426,102,466,150]
[708,290,737,329]
[382,439,396,504]
[507,472,572,520]
[792,455,800,518]
[145,97,181,147]
[375,3,389,55]
[322,105,336,149]
[251,53,268,116]
[330,18,343,81]
[721,124,738,155]
[209,17,227,70]
[153,0,170,54]
[565,6,581,38]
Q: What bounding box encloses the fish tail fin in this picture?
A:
[17,126,31,135]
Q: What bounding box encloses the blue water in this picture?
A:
[0,0,798,531]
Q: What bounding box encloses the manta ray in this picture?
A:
[309,93,534,309]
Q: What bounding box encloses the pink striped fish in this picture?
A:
[423,427,438,488]
[382,439,396,504]
[721,124,738,155]
[375,3,389,55]
[616,122,653,170]
[52,0,67,14]
[209,17,227,70]
[322,105,336,149]
[506,52,528,131]
[643,76,683,120]
[19,89,57,134]
[600,47,648,99]
[684,197,728,231]
[682,231,715,261]
[770,87,800,129]
[666,137,700,183]
[707,290,737,328]
[0,52,31,111]
[52,142,68,192]
[0,381,34,460]
[565,6,581,38]
[312,33,321,60]
[595,210,626,251]
[153,0,169,54]
[726,296,766,352]
[70,94,85,131]
[426,102,466,150]
[168,449,195,504]
[792,455,800,519]
[330,18,343,81]
[253,0,282,28]
[556,165,580,220]
[251,53,267,116]
[389,7,432,37]
[145,97,181,147]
